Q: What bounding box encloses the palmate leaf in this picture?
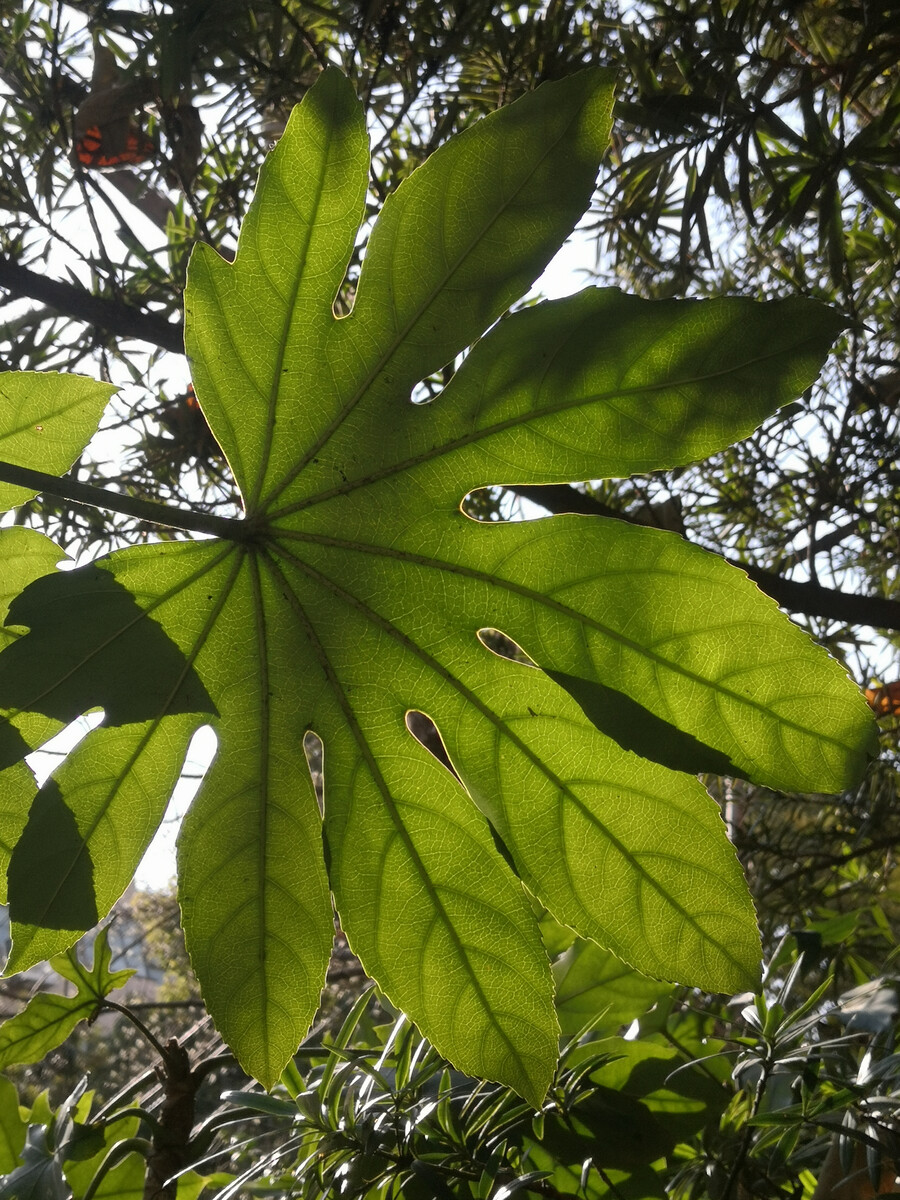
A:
[0,928,133,1070]
[0,68,877,1103]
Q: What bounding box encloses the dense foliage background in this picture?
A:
[0,1,898,1196]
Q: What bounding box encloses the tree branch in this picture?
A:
[755,833,900,894]
[104,170,179,229]
[509,484,900,634]
[0,257,184,354]
[733,561,900,632]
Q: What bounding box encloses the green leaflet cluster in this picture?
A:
[0,68,876,1104]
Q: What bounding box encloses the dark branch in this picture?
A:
[733,561,900,632]
[509,484,900,634]
[755,833,900,894]
[512,484,620,521]
[0,257,184,355]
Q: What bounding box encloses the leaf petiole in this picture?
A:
[0,458,248,540]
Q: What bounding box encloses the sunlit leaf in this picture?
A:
[0,374,114,511]
[0,528,71,903]
[0,929,133,1069]
[553,941,672,1035]
[0,1076,26,1174]
[0,67,875,1103]
[62,1113,144,1200]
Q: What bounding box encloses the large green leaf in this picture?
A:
[0,1126,68,1200]
[0,1076,26,1174]
[61,1112,144,1200]
[0,67,876,1102]
[580,1034,730,1145]
[553,940,672,1036]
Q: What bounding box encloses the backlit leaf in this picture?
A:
[0,67,876,1103]
[0,528,72,904]
[553,940,672,1036]
[0,1076,26,1174]
[0,374,114,511]
[0,928,133,1070]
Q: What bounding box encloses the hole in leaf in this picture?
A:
[411,356,459,405]
[477,629,536,667]
[410,371,443,405]
[405,710,458,780]
[461,487,504,521]
[332,265,359,318]
[332,213,371,319]
[462,486,549,522]
[25,710,106,785]
[137,725,217,889]
[303,730,324,816]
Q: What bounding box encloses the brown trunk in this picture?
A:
[143,1039,202,1200]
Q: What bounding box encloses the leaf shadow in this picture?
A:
[8,779,97,929]
[545,670,738,778]
[0,564,217,726]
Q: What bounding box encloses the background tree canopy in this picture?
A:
[0,2,898,1197]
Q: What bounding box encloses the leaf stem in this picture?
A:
[80,1138,153,1200]
[0,459,248,541]
[722,1052,772,1200]
[102,999,173,1061]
